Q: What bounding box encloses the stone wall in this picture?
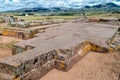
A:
[0,41,110,80]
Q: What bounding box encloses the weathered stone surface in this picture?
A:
[0,21,119,80]
[9,22,30,28]
[4,16,20,23]
[22,60,55,80]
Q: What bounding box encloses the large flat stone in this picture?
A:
[0,21,119,80]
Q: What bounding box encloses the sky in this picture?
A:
[0,0,120,12]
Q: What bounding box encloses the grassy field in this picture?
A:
[88,13,120,18]
[15,15,81,21]
[16,14,120,22]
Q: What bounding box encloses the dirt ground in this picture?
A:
[0,23,7,27]
[0,36,22,44]
[0,22,22,59]
[40,51,120,80]
[0,48,11,59]
[0,36,22,59]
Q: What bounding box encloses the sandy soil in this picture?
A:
[0,48,11,59]
[0,23,7,27]
[0,36,22,59]
[40,51,120,80]
[0,22,22,59]
[0,36,22,44]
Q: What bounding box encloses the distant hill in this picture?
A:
[6,3,120,14]
[90,3,120,8]
[10,7,72,13]
[82,3,120,14]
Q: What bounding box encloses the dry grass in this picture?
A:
[88,13,120,18]
[15,16,81,21]
[0,26,4,33]
[0,41,16,50]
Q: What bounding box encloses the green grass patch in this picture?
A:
[15,15,81,21]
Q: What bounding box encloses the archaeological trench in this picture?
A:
[0,20,120,80]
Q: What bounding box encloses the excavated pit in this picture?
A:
[0,21,119,80]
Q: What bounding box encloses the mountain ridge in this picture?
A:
[5,3,120,14]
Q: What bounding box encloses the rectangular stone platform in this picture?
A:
[0,21,119,80]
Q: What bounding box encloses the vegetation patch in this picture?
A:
[0,41,16,50]
[15,15,81,21]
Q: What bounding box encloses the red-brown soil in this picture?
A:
[40,51,120,80]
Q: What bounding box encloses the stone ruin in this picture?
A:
[0,15,23,24]
[30,19,65,27]
[8,22,30,28]
[0,21,119,80]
